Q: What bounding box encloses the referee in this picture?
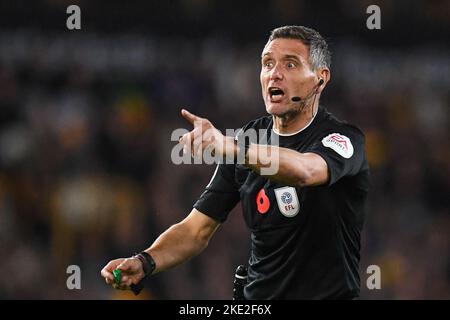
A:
[101,25,369,299]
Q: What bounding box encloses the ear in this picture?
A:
[317,68,331,93]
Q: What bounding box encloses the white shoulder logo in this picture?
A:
[322,133,354,158]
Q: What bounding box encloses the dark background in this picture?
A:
[0,0,448,299]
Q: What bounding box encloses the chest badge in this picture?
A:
[274,186,300,217]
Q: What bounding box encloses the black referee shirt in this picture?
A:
[194,106,369,299]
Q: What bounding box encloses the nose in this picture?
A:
[269,63,283,81]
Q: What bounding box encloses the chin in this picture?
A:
[266,103,289,116]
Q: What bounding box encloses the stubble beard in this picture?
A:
[275,97,314,129]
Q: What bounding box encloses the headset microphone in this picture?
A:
[291,78,324,102]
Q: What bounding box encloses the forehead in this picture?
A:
[262,38,310,60]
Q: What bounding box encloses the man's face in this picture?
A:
[260,38,317,116]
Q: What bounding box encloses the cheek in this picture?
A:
[302,69,317,83]
[260,72,266,95]
[293,73,315,89]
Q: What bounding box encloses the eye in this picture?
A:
[287,61,296,69]
[263,61,274,69]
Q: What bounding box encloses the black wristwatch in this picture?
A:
[135,251,156,277]
[130,251,156,295]
[235,131,251,162]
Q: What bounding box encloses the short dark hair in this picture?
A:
[268,25,331,70]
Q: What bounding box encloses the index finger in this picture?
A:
[181,109,201,126]
[101,265,115,283]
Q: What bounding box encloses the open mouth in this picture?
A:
[268,87,285,102]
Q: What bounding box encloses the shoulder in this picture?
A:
[315,108,366,159]
[320,108,365,142]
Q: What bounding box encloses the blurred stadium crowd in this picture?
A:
[0,0,449,299]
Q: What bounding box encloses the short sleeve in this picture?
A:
[307,126,367,186]
[193,163,241,223]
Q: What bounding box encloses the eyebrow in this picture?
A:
[261,53,301,62]
[283,54,301,62]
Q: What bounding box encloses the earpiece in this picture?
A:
[318,78,324,86]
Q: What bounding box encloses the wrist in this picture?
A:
[133,251,156,277]
[128,251,155,296]
[245,143,256,165]
[235,134,250,164]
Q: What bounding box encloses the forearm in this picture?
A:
[245,143,327,187]
[143,221,213,274]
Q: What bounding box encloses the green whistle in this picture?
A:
[113,269,122,285]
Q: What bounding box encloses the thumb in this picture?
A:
[181,109,201,126]
[117,261,131,272]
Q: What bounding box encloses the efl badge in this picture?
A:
[322,133,354,158]
[274,187,300,217]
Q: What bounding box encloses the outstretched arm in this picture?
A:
[179,109,329,188]
[101,209,220,289]
[245,145,329,187]
[146,208,220,274]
